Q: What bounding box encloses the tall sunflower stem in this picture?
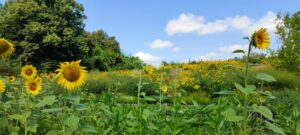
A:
[159,74,164,110]
[243,39,252,130]
[24,94,30,135]
[137,71,142,106]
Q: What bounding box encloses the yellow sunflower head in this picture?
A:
[0,38,15,58]
[36,76,43,83]
[48,72,56,81]
[162,85,168,93]
[56,60,88,91]
[0,80,6,93]
[25,78,42,96]
[145,65,154,75]
[21,65,37,79]
[8,75,16,82]
[251,28,270,50]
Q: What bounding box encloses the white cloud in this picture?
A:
[149,39,181,52]
[244,11,280,35]
[134,51,162,66]
[219,44,248,53]
[166,13,253,35]
[166,11,280,36]
[150,39,173,49]
[171,47,181,52]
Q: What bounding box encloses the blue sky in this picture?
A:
[75,0,300,65]
[2,0,300,65]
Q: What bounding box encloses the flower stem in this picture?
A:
[159,74,163,110]
[243,40,253,130]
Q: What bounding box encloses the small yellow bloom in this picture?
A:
[0,80,6,93]
[8,75,16,82]
[21,65,37,79]
[193,84,200,90]
[252,28,270,50]
[0,38,15,58]
[25,78,42,96]
[161,85,168,93]
[36,76,43,83]
[145,65,154,75]
[48,73,56,81]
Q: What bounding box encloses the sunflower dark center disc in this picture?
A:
[0,41,9,54]
[257,35,263,45]
[25,69,33,76]
[29,82,37,91]
[63,66,80,82]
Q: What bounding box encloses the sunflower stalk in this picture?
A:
[159,74,163,110]
[242,38,253,131]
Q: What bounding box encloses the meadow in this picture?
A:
[0,1,300,134]
[1,32,300,134]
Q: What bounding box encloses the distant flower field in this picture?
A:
[0,28,300,135]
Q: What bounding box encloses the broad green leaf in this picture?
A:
[232,49,245,54]
[46,130,59,135]
[28,123,38,133]
[140,92,146,97]
[64,115,80,130]
[144,97,156,102]
[256,73,276,82]
[0,118,8,129]
[221,108,244,122]
[214,90,234,95]
[235,83,256,95]
[226,116,244,122]
[81,122,98,133]
[35,95,57,108]
[265,121,286,135]
[42,108,63,113]
[222,108,236,116]
[243,37,250,40]
[9,112,31,125]
[66,95,80,103]
[120,95,135,101]
[252,106,273,121]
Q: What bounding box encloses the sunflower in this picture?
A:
[0,80,6,93]
[36,76,43,83]
[145,65,154,75]
[8,75,16,82]
[56,60,88,91]
[21,65,37,79]
[162,85,168,93]
[252,28,270,50]
[0,38,15,58]
[25,78,42,96]
[48,73,56,81]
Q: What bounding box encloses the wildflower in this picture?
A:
[0,38,15,58]
[252,28,270,50]
[21,65,37,79]
[25,78,42,96]
[145,65,154,74]
[162,85,168,93]
[56,60,88,91]
[8,75,16,82]
[194,84,200,90]
[0,80,6,93]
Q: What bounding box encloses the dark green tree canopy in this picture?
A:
[0,0,87,70]
[0,0,143,72]
[276,12,300,72]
